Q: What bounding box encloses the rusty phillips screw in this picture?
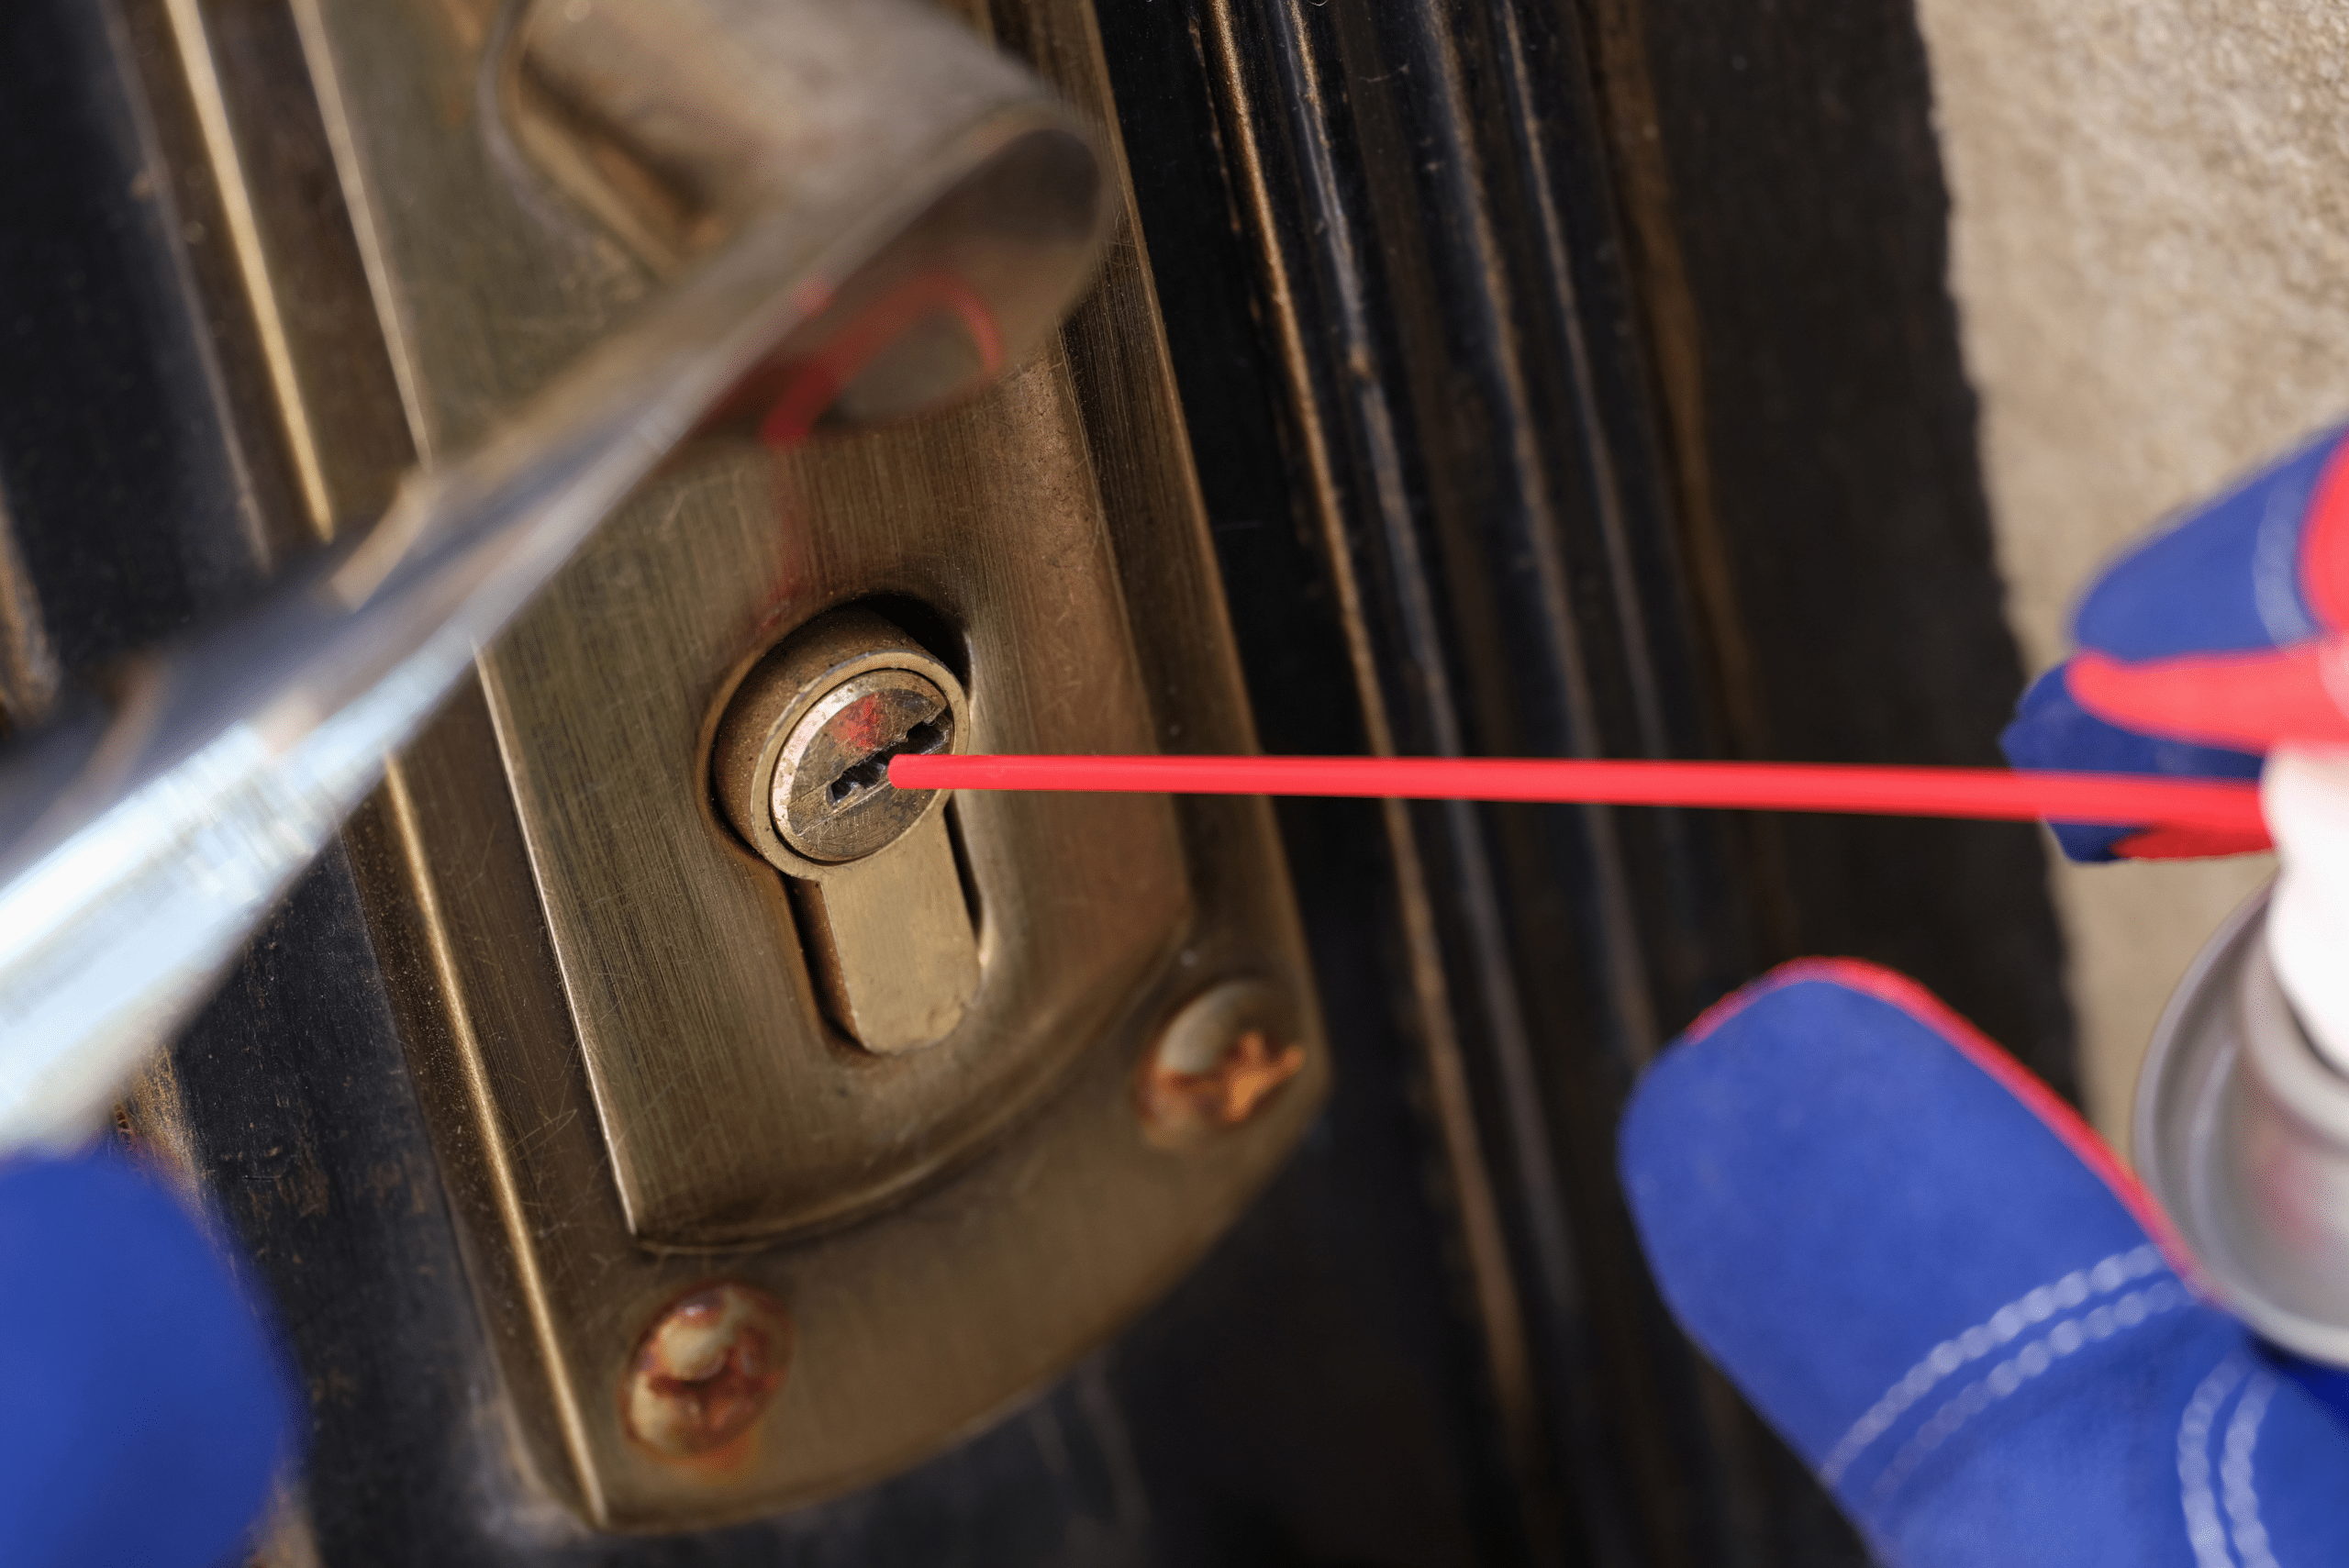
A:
[621,1283,793,1462]
[1138,979,1307,1149]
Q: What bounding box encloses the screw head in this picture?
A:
[772,667,954,862]
[621,1283,793,1462]
[1139,980,1307,1149]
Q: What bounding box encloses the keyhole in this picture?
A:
[827,719,948,809]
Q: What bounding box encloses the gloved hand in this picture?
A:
[0,1151,296,1568]
[2000,422,2349,860]
[1621,425,2349,1565]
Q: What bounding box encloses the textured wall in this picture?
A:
[1912,1,2349,1145]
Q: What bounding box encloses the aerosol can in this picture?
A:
[2140,747,2349,1362]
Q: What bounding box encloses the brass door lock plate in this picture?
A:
[250,0,1333,1532]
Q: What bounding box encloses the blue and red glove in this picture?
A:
[2001,422,2349,859]
[1623,426,2349,1564]
[1624,962,2349,1566]
[0,1153,296,1568]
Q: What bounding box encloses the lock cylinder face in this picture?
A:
[713,608,968,873]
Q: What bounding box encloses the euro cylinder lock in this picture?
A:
[712,607,977,1054]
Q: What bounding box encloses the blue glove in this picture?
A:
[1623,964,2349,1566]
[2001,423,2349,860]
[0,1152,297,1568]
[1624,426,2349,1564]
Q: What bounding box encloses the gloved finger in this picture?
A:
[2062,421,2349,751]
[0,1152,298,1568]
[2000,421,2349,856]
[1620,961,2349,1568]
[1999,666,2267,861]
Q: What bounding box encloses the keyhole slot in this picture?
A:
[826,719,949,808]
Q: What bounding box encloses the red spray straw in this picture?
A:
[891,753,2267,837]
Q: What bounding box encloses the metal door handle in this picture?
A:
[0,0,1108,1152]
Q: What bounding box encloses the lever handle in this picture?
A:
[0,0,1108,1152]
